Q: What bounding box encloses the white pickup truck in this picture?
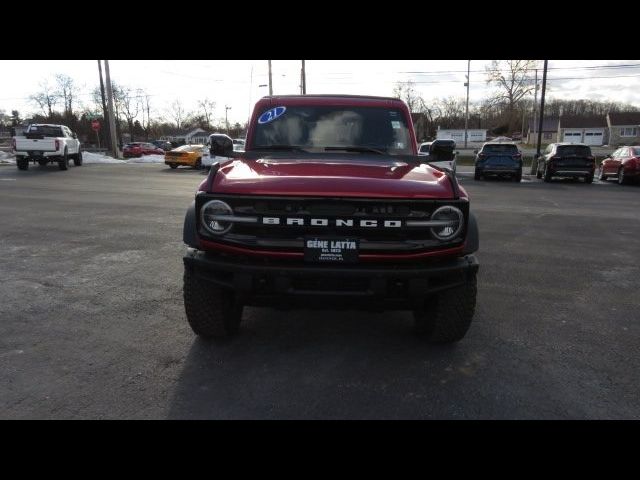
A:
[12,123,82,171]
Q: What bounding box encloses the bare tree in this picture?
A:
[198,98,216,130]
[485,60,537,133]
[167,99,186,130]
[54,74,79,116]
[120,86,140,142]
[29,79,59,117]
[393,81,427,113]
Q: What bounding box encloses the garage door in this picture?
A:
[563,131,583,142]
[583,130,604,146]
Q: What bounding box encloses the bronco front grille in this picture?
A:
[196,194,469,253]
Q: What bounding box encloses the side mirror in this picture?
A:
[209,133,234,157]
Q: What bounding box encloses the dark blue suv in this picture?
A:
[474,142,523,182]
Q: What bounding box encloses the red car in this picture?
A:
[599,146,640,185]
[123,142,165,158]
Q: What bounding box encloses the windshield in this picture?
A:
[29,125,63,137]
[632,147,640,156]
[557,145,592,156]
[251,105,413,155]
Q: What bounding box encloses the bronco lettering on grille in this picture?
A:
[261,217,403,228]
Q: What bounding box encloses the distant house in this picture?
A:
[436,128,487,143]
[558,115,607,146]
[526,117,559,144]
[162,128,213,145]
[606,112,640,147]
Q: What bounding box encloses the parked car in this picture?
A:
[474,142,522,182]
[151,140,173,151]
[599,146,640,185]
[123,142,165,158]
[417,139,457,173]
[165,144,208,169]
[232,138,245,147]
[536,143,595,183]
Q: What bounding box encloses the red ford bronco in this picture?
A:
[182,95,479,343]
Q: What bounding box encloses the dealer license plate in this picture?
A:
[304,237,359,263]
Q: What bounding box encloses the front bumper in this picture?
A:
[183,249,479,310]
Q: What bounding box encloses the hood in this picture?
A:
[208,155,456,199]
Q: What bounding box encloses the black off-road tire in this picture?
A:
[618,167,627,185]
[543,163,552,182]
[585,174,593,184]
[73,151,83,166]
[413,273,477,343]
[169,163,178,169]
[17,157,28,170]
[183,267,243,339]
[58,149,69,170]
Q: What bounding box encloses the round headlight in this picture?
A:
[201,200,233,235]
[430,205,464,241]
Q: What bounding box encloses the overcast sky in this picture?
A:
[1,60,638,126]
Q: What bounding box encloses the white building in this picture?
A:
[436,128,487,143]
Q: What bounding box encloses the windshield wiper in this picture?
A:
[251,144,307,152]
[324,146,388,155]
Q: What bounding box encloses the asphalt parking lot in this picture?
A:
[1,163,639,419]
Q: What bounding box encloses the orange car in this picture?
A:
[164,144,208,169]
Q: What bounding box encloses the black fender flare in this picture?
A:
[463,211,479,254]
[183,200,198,248]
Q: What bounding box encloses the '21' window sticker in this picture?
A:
[258,106,287,124]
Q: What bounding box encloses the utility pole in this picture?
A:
[532,68,539,144]
[536,60,549,160]
[104,60,120,159]
[464,60,470,148]
[268,60,273,96]
[301,60,306,94]
[97,60,111,151]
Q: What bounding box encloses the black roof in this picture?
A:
[608,112,640,125]
[527,117,559,132]
[262,94,401,101]
[560,115,607,128]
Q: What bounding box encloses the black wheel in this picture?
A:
[513,169,522,182]
[38,159,48,167]
[169,163,178,169]
[585,174,593,184]
[58,149,69,170]
[73,151,83,166]
[194,158,202,169]
[183,266,243,339]
[598,166,607,181]
[413,273,477,343]
[473,169,481,180]
[17,157,28,170]
[618,167,627,185]
[543,163,552,182]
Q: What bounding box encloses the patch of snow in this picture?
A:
[0,150,15,163]
[81,151,125,164]
[124,154,165,164]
